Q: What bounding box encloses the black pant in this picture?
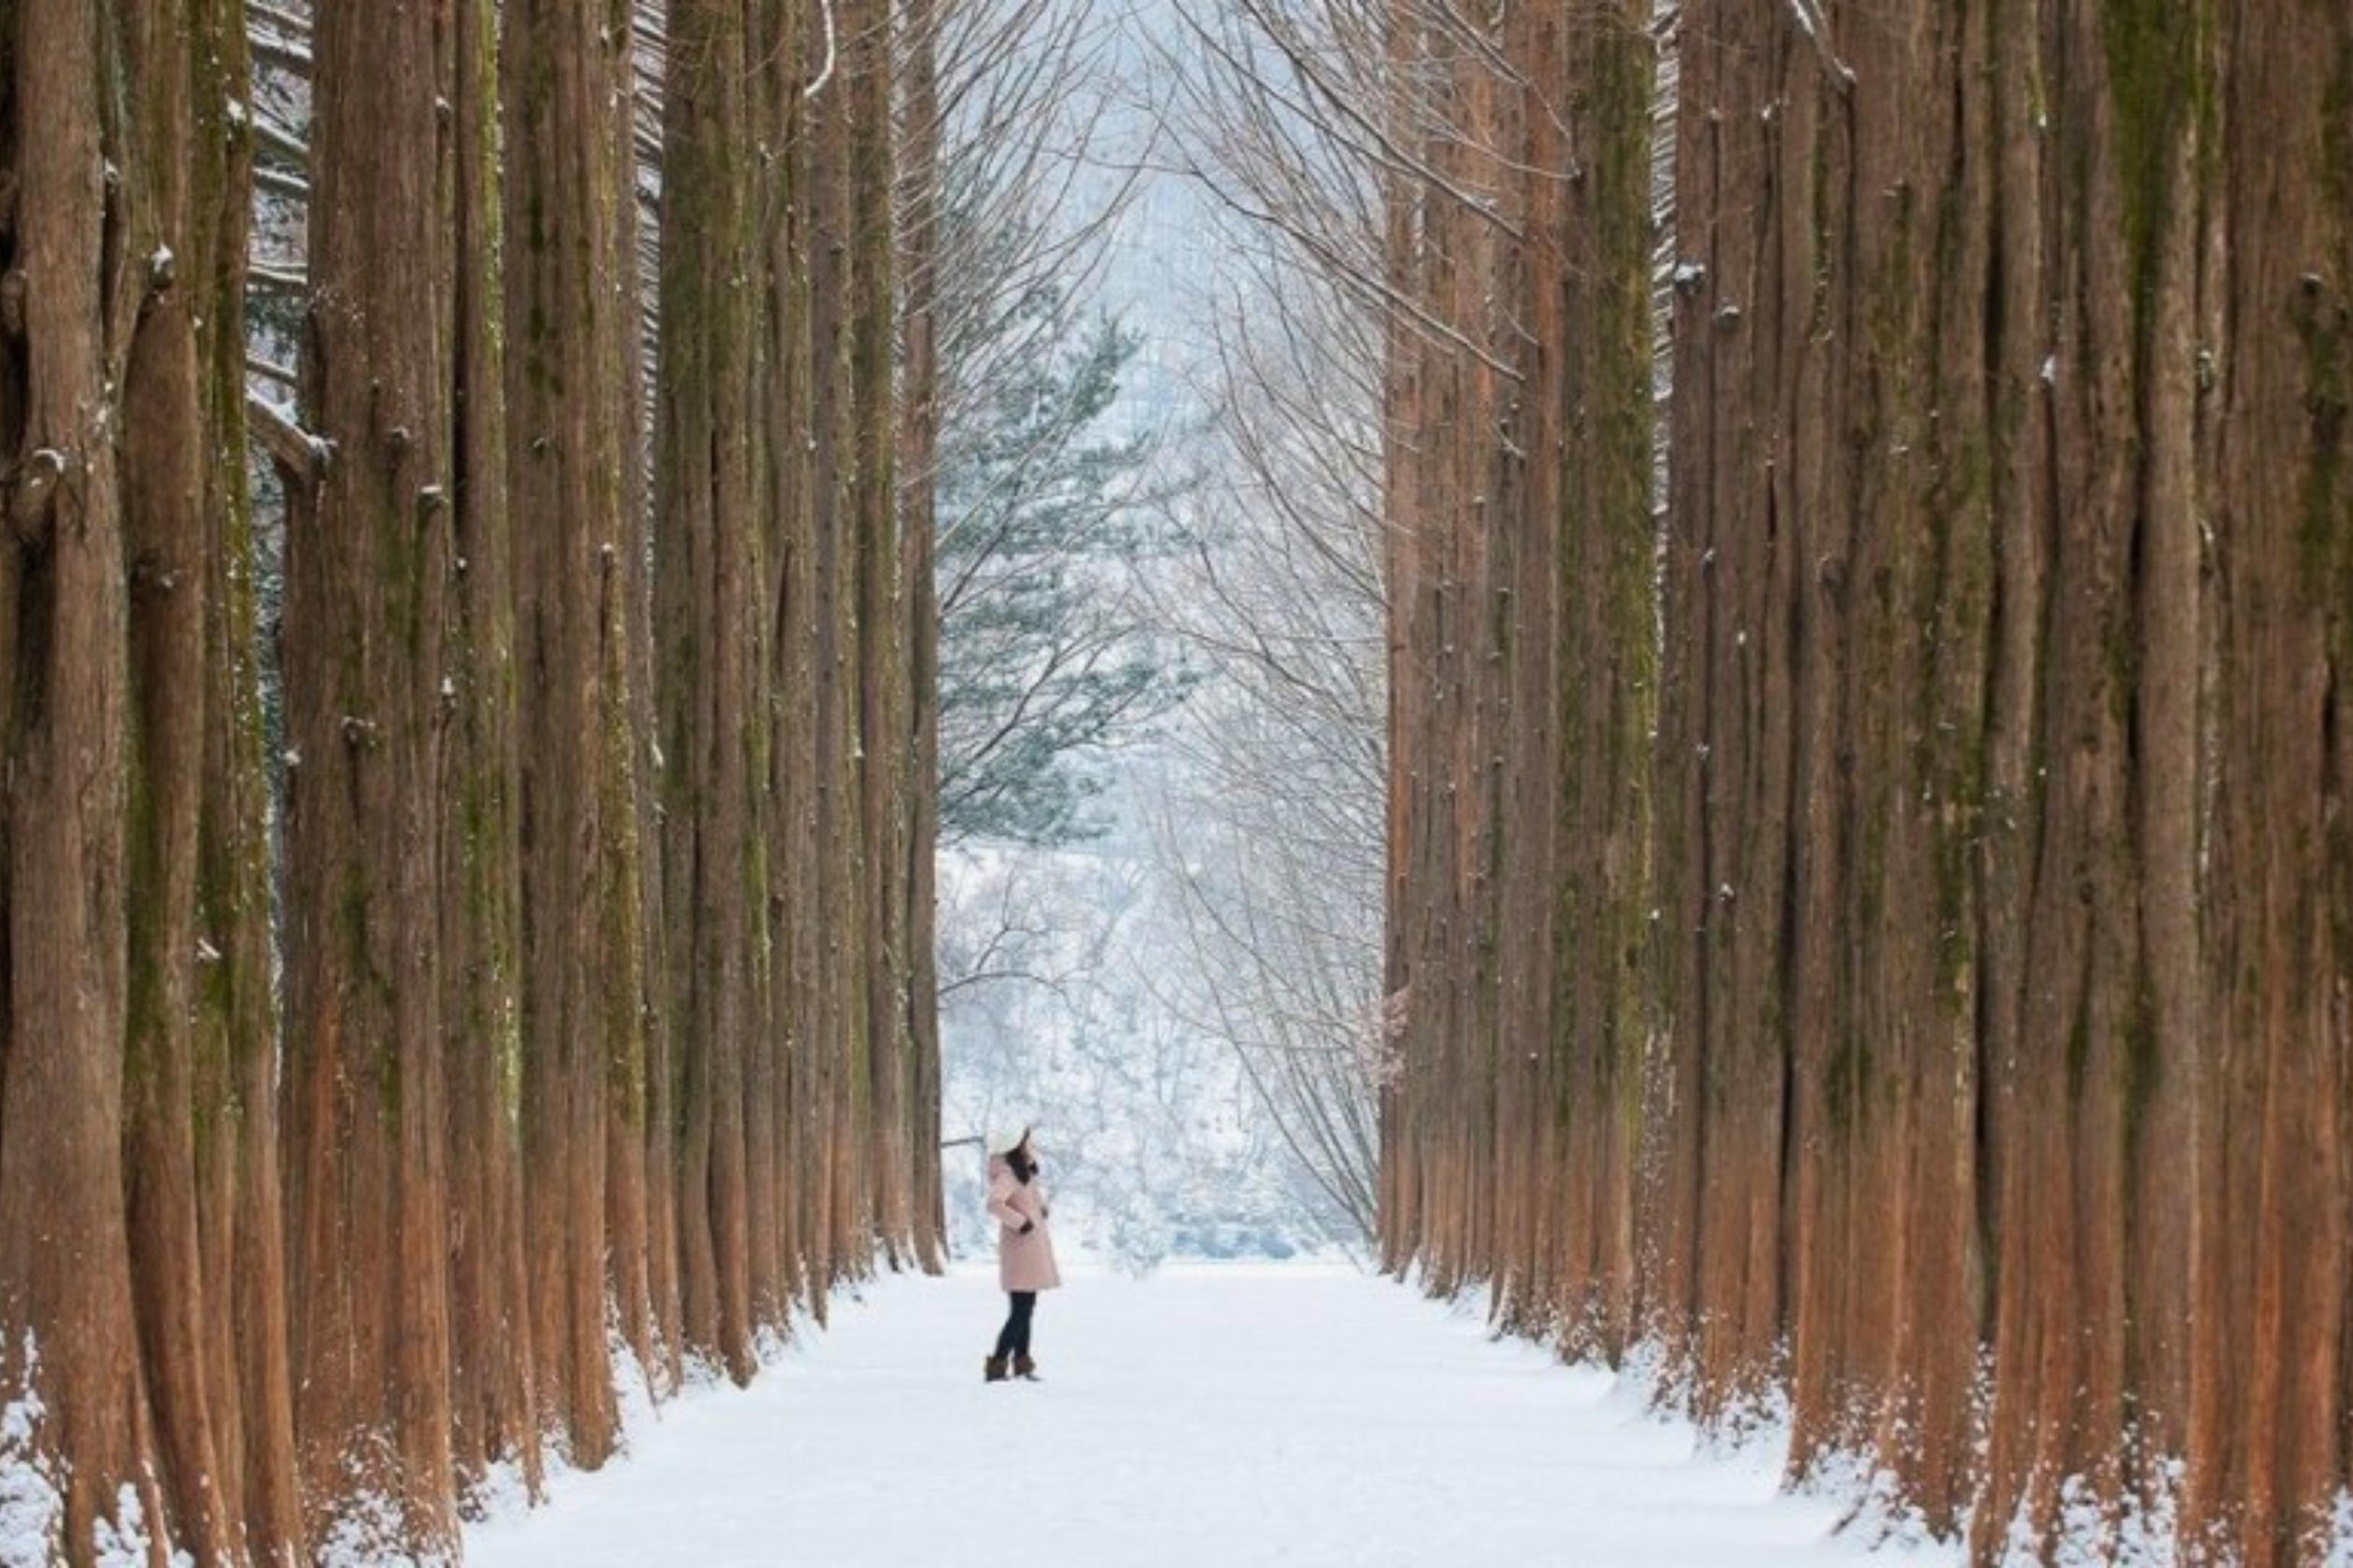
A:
[993,1291,1037,1361]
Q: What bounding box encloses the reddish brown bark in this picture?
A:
[899,0,949,1276]
[118,2,260,1559]
[0,0,931,1555]
[1381,0,2353,1561]
[281,0,460,1548]
[504,0,642,1468]
[0,2,163,1560]
[763,0,822,1324]
[443,0,542,1507]
[806,0,870,1305]
[659,0,763,1383]
[181,10,304,1557]
[2187,6,2351,1560]
[852,0,914,1272]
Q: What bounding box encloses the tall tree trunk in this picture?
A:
[806,0,867,1302]
[2189,4,2350,1559]
[850,0,911,1268]
[1553,0,1656,1371]
[660,0,762,1383]
[0,2,163,1560]
[192,12,305,1551]
[443,0,542,1507]
[505,0,644,1467]
[898,0,947,1275]
[765,0,822,1320]
[282,0,459,1550]
[120,0,250,1557]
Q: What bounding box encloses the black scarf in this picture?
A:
[1008,1149,1038,1185]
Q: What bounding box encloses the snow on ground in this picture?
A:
[465,1264,1961,1568]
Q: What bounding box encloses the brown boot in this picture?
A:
[984,1354,1010,1383]
[1013,1354,1042,1382]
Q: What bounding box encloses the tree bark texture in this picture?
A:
[282,0,461,1549]
[0,0,940,1557]
[660,0,766,1384]
[1379,1,2353,1562]
[898,0,949,1275]
[444,0,541,1511]
[0,1,163,1561]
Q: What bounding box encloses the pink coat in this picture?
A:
[986,1157,1062,1293]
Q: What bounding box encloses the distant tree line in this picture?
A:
[0,0,946,1561]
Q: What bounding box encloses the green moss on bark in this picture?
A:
[2100,0,2209,333]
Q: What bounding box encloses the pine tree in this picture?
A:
[935,307,1177,847]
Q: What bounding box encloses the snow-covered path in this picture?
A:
[466,1264,1958,1567]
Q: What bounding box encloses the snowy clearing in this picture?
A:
[466,1264,1960,1567]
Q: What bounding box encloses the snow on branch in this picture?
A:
[805,0,839,99]
[248,257,306,295]
[247,389,332,489]
[7,447,71,543]
[1783,0,1855,93]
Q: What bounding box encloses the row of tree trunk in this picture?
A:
[0,0,943,1561]
[1380,1,2350,1562]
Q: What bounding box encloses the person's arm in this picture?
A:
[985,1175,1033,1234]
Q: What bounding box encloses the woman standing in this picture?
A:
[984,1125,1060,1382]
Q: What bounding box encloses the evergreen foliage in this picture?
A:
[935,300,1189,845]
